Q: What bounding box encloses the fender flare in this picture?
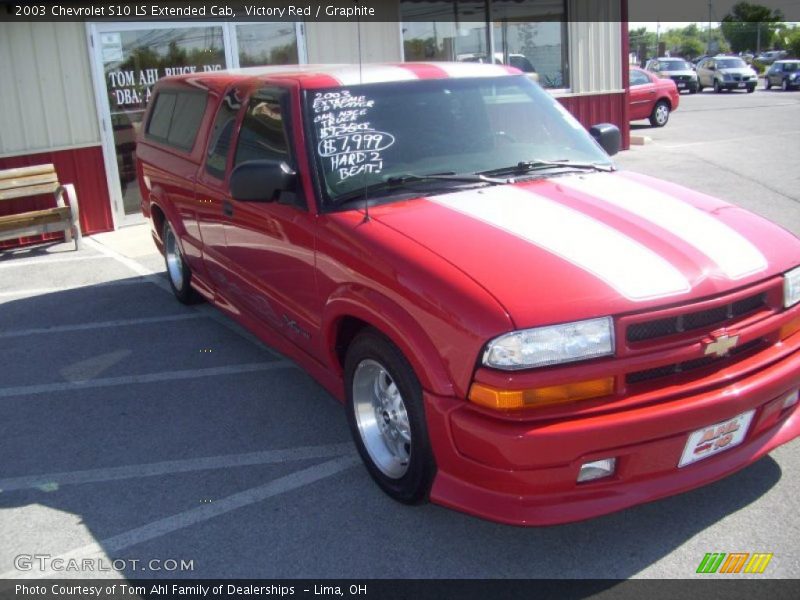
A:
[322,286,457,397]
[148,189,183,246]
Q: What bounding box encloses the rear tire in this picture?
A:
[163,220,199,305]
[344,330,436,505]
[714,79,722,93]
[649,100,670,127]
[765,78,772,90]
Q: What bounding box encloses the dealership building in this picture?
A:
[0,0,629,240]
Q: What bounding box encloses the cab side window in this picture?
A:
[234,89,292,167]
[232,87,304,209]
[205,89,242,179]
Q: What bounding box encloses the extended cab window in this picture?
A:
[146,90,208,151]
[233,89,292,167]
[205,89,242,179]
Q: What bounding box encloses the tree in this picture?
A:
[787,27,800,58]
[630,24,728,62]
[721,2,784,53]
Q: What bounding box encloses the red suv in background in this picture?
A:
[629,66,680,127]
[136,63,800,526]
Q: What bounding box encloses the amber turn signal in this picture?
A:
[779,316,800,340]
[468,378,615,410]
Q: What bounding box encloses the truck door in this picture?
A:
[219,85,321,356]
[195,86,245,296]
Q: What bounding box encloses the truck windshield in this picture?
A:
[304,75,613,205]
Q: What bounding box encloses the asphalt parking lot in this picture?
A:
[1,87,799,581]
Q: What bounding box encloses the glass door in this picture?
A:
[87,22,306,227]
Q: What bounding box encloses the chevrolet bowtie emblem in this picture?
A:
[704,334,739,357]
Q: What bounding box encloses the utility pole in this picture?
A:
[656,21,660,58]
[707,2,712,54]
[756,23,761,55]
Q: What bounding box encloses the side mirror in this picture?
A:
[230,160,296,202]
[589,123,621,156]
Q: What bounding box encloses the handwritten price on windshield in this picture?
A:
[318,132,395,157]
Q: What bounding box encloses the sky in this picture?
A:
[633,23,716,33]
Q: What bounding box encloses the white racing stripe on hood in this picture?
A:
[559,174,768,280]
[428,187,690,301]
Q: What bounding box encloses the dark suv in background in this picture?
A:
[645,57,699,93]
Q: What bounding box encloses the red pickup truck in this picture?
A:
[136,63,800,526]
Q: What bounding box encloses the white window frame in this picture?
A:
[86,21,307,228]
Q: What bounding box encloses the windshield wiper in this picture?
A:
[330,172,507,206]
[479,159,615,178]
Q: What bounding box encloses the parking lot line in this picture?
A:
[84,236,289,361]
[661,128,800,149]
[0,254,110,269]
[1,455,361,579]
[0,362,293,399]
[0,443,355,492]
[0,279,146,299]
[0,313,204,339]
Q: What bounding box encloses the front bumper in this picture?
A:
[672,79,698,92]
[423,343,800,526]
[719,80,756,90]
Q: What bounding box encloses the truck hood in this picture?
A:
[370,171,800,328]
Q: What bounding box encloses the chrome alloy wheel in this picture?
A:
[352,359,411,479]
[164,225,185,292]
[654,103,669,126]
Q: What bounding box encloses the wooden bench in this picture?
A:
[0,164,82,250]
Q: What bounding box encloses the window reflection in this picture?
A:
[237,23,299,66]
[401,1,569,89]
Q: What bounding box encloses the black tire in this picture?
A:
[698,82,704,92]
[714,79,722,93]
[765,78,772,90]
[689,86,698,94]
[747,85,755,93]
[649,100,670,127]
[344,329,436,504]
[782,78,789,92]
[162,220,200,304]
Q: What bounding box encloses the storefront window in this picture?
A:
[101,27,225,215]
[401,1,487,61]
[236,23,299,66]
[401,0,569,89]
[492,0,568,88]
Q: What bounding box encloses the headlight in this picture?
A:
[783,266,800,308]
[483,317,614,370]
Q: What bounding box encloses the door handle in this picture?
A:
[222,199,234,217]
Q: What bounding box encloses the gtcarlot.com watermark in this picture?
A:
[14,554,194,573]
